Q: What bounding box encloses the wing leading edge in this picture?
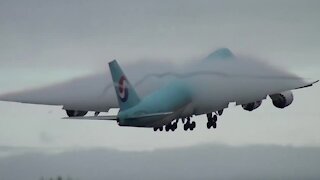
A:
[295,80,319,90]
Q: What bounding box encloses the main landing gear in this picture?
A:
[206,109,223,129]
[183,117,196,131]
[206,113,217,129]
[153,109,224,132]
[153,126,163,131]
[165,121,178,132]
[153,117,195,132]
[153,120,178,132]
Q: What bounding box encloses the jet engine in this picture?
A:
[270,91,294,109]
[66,110,88,117]
[242,101,262,111]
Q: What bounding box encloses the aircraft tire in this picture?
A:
[191,121,196,128]
[213,115,217,122]
[212,122,217,129]
[206,122,211,129]
[183,124,188,131]
[173,123,178,130]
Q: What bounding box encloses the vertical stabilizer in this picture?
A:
[108,60,140,110]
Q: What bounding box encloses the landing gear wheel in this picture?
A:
[206,113,218,129]
[153,127,157,131]
[165,125,170,132]
[191,121,196,129]
[183,124,188,131]
[159,127,163,131]
[206,122,211,129]
[173,123,177,130]
[213,115,217,122]
[212,122,217,129]
[189,122,195,131]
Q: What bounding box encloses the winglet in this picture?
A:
[108,60,140,110]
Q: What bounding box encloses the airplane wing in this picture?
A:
[0,48,317,115]
[0,62,175,112]
[0,48,234,108]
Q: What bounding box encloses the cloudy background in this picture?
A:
[0,0,319,179]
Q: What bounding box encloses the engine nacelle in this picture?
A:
[66,110,88,117]
[242,101,262,111]
[270,91,294,109]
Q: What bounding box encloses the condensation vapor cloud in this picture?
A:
[0,48,310,112]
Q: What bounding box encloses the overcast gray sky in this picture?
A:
[0,0,319,152]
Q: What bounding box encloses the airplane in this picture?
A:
[0,48,318,131]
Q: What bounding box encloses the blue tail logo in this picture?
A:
[109,60,140,110]
[118,75,129,102]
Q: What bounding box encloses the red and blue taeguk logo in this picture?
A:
[118,75,129,102]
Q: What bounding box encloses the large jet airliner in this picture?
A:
[0,48,318,131]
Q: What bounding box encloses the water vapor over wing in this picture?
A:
[0,48,310,112]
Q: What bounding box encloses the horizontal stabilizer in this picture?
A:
[127,112,173,120]
[63,112,173,121]
[63,115,118,121]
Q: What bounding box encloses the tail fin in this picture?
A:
[108,60,140,110]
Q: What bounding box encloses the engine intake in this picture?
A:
[242,101,262,111]
[270,91,294,109]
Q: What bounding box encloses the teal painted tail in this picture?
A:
[108,60,140,110]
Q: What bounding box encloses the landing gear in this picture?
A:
[165,125,171,132]
[164,121,178,132]
[153,126,163,131]
[206,113,218,129]
[183,117,196,131]
[154,110,224,132]
[153,117,196,132]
